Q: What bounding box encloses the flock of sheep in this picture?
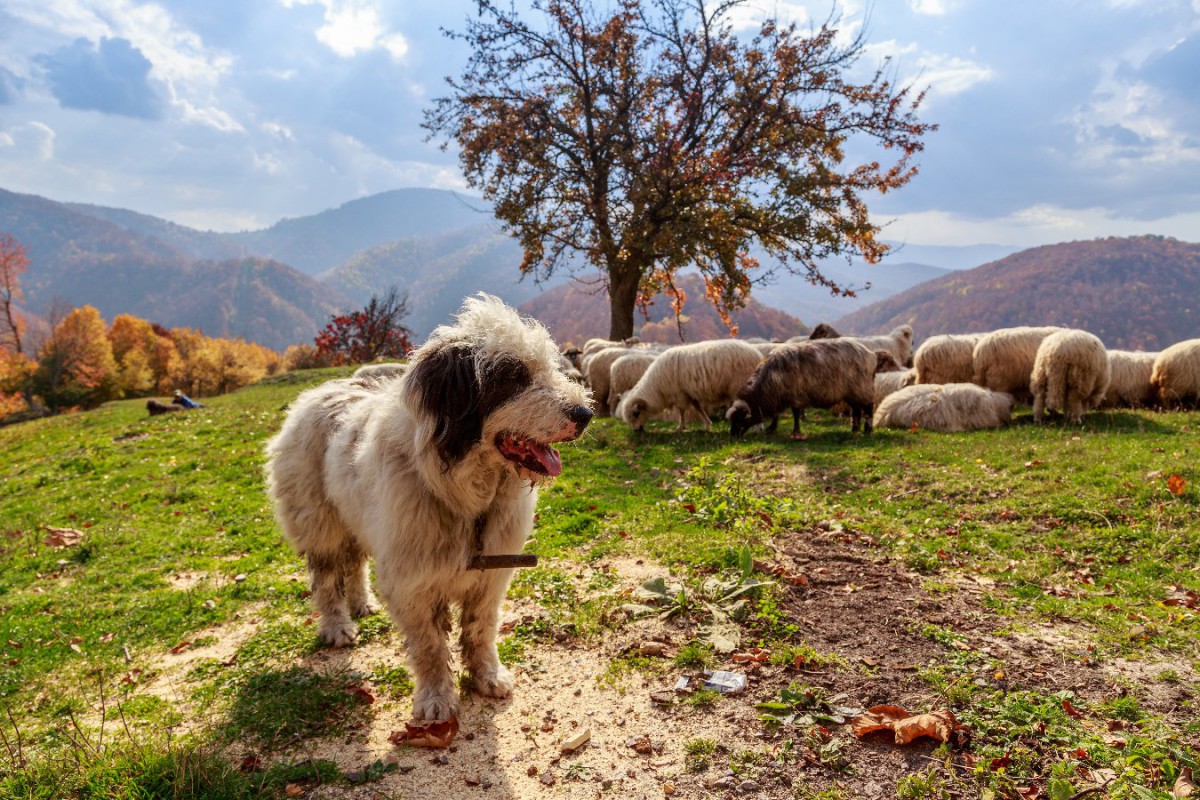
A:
[560,325,1200,435]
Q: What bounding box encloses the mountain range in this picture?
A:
[832,235,1200,350]
[2,185,1196,353]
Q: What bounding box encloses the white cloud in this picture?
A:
[908,0,951,15]
[867,41,993,99]
[281,0,409,62]
[881,204,1200,248]
[0,121,57,160]
[4,0,239,132]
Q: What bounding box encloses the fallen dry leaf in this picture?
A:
[284,784,304,797]
[1061,699,1084,719]
[1163,586,1200,609]
[1168,474,1187,496]
[852,705,961,745]
[169,641,192,655]
[345,685,375,704]
[388,716,459,749]
[43,526,84,548]
[731,647,771,664]
[1175,766,1195,798]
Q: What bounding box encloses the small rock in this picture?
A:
[663,782,676,795]
[540,773,556,787]
[560,728,592,754]
[344,770,365,784]
[433,754,450,766]
[465,776,481,787]
[481,779,493,789]
[738,780,761,793]
[527,766,538,777]
[630,736,653,755]
[652,740,665,754]
[711,777,736,790]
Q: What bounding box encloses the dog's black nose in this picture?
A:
[568,405,593,433]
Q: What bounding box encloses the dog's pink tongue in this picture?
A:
[532,443,562,477]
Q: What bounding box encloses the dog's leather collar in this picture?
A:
[467,513,538,571]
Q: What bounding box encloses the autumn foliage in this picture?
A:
[314,288,413,366]
[425,0,933,339]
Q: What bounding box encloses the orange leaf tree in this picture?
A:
[33,305,120,412]
[424,0,934,340]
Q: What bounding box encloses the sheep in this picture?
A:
[607,351,658,412]
[1150,339,1200,409]
[971,326,1063,403]
[585,346,637,416]
[785,323,839,345]
[914,334,982,385]
[1030,329,1110,424]
[727,338,877,437]
[1100,350,1158,408]
[753,342,781,358]
[561,345,584,371]
[618,339,763,432]
[844,325,915,368]
[873,383,1015,432]
[875,368,917,405]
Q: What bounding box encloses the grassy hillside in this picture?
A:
[0,377,1197,798]
[834,235,1200,349]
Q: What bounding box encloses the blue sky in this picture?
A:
[0,0,1198,249]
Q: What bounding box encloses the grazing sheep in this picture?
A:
[972,326,1063,403]
[1100,350,1158,408]
[752,341,781,358]
[619,339,763,432]
[914,334,982,385]
[843,325,916,368]
[727,338,877,437]
[585,346,636,416]
[1030,329,1110,424]
[607,351,658,412]
[1151,339,1200,409]
[873,383,1015,432]
[561,345,584,370]
[875,368,917,404]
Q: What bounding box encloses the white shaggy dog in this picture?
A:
[265,295,593,720]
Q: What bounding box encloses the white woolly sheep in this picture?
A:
[1100,350,1157,408]
[727,338,877,437]
[1151,339,1200,409]
[352,362,408,382]
[971,326,1064,402]
[875,368,917,404]
[607,351,659,412]
[873,383,1015,432]
[1030,329,1110,424]
[753,342,781,358]
[841,325,915,367]
[619,339,763,432]
[585,346,636,416]
[914,334,982,385]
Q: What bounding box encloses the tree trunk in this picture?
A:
[607,265,641,341]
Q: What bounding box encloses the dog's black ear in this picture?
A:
[408,344,484,467]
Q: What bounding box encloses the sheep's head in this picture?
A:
[726,399,761,437]
[622,397,650,431]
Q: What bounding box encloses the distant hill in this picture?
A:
[753,259,953,326]
[520,272,807,346]
[832,236,1200,350]
[224,189,495,276]
[318,224,566,338]
[0,188,343,350]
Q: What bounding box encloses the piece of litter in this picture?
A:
[674,676,691,691]
[560,728,591,754]
[702,670,747,694]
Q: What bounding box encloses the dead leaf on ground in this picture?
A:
[1163,586,1200,609]
[731,647,771,664]
[388,716,459,749]
[851,705,962,745]
[1168,474,1187,496]
[44,527,84,548]
[1175,766,1195,798]
[284,784,304,797]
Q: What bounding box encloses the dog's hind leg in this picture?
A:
[460,575,515,699]
[339,537,380,619]
[392,598,459,721]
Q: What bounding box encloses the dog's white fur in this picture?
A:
[265,294,591,720]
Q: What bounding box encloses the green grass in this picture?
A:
[0,372,1198,795]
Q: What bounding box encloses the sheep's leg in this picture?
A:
[791,408,802,436]
[1032,390,1046,423]
[850,405,862,433]
[862,403,873,434]
[688,398,712,432]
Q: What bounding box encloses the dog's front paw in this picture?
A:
[471,664,515,698]
[318,617,358,648]
[350,597,381,619]
[412,686,461,721]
